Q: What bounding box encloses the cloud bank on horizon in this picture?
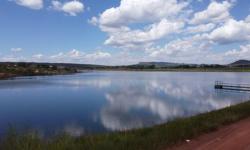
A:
[1,0,250,65]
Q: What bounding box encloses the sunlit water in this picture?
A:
[0,71,250,137]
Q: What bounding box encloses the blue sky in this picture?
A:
[0,0,250,65]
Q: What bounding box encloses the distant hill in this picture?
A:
[138,62,186,68]
[133,62,226,69]
[229,60,250,67]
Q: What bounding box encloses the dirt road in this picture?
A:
[169,117,250,150]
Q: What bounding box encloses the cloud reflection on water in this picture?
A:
[1,72,250,136]
[100,77,249,131]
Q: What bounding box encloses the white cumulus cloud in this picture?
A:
[11,48,23,52]
[51,0,84,16]
[85,51,111,60]
[225,44,250,58]
[209,19,250,44]
[91,0,189,49]
[148,34,211,59]
[13,0,43,9]
[50,49,111,64]
[190,0,233,24]
[32,54,43,59]
[96,0,189,27]
[186,23,216,34]
[104,19,184,48]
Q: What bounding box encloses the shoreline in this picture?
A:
[1,100,250,150]
[93,68,250,72]
[1,68,250,81]
[0,73,16,80]
[0,72,78,80]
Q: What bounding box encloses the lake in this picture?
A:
[0,71,250,137]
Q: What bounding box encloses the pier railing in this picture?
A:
[215,81,250,91]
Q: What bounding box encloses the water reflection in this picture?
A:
[0,72,250,136]
[100,73,250,131]
[63,123,85,137]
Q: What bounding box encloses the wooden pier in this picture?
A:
[215,81,250,91]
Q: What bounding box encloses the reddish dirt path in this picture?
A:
[169,117,250,150]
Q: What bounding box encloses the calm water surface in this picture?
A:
[0,71,250,136]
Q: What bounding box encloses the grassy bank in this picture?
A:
[1,101,250,150]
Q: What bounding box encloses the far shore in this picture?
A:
[1,62,250,81]
[1,68,250,81]
[0,63,79,80]
[95,68,250,72]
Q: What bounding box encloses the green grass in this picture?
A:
[1,100,250,150]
